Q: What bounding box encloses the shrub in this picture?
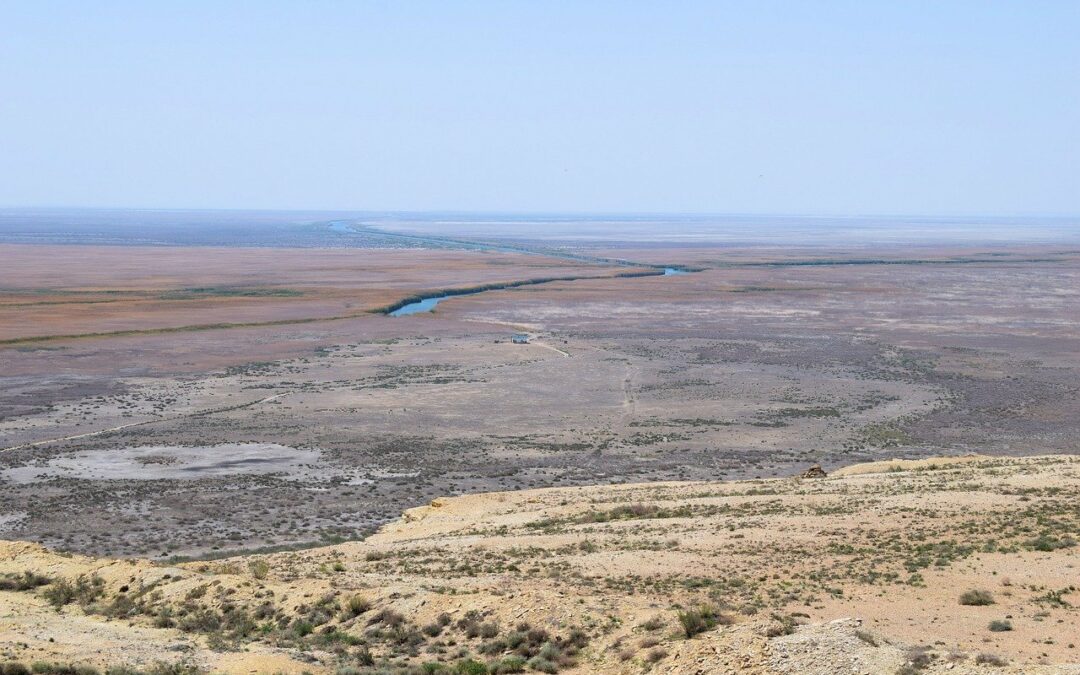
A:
[422,622,444,637]
[247,560,270,580]
[341,594,371,619]
[898,647,935,673]
[536,643,559,663]
[0,572,51,592]
[975,653,1008,666]
[678,604,727,638]
[503,631,525,649]
[138,664,204,675]
[524,627,550,647]
[41,580,76,609]
[453,659,488,675]
[764,613,797,638]
[646,647,668,663]
[28,664,100,675]
[490,656,526,674]
[958,590,995,606]
[367,608,405,627]
[177,609,221,633]
[1037,589,1072,608]
[42,576,104,610]
[564,628,589,650]
[525,657,557,674]
[2,663,32,675]
[355,647,374,666]
[1027,535,1076,552]
[479,638,507,655]
[184,585,207,600]
[988,620,1012,632]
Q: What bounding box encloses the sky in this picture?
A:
[1,1,1077,215]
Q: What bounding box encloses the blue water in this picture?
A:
[390,267,686,316]
[389,295,450,316]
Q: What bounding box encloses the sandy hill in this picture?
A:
[2,454,1079,674]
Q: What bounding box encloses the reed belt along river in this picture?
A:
[326,221,693,316]
[386,267,688,316]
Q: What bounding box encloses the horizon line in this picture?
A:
[2,204,1079,221]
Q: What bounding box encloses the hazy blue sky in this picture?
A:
[1,1,1077,215]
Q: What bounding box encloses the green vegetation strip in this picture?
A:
[373,269,663,315]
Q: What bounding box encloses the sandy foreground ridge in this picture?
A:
[2,454,1078,674]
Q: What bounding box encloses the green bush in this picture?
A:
[490,656,526,674]
[247,560,270,580]
[677,604,730,638]
[41,575,104,609]
[525,657,557,674]
[292,620,314,637]
[453,659,488,675]
[1026,534,1076,552]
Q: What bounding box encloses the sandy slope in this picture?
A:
[2,455,1079,673]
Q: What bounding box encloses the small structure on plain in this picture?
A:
[511,333,530,344]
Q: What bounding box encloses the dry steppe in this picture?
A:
[3,241,1080,561]
[1,454,1078,674]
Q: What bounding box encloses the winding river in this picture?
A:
[328,221,691,317]
[389,267,687,316]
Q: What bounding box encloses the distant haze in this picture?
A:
[1,2,1078,216]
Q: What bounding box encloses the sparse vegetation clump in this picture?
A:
[0,663,203,675]
[247,559,270,580]
[0,571,51,592]
[897,646,935,674]
[341,594,372,619]
[1026,534,1077,552]
[974,653,1008,666]
[958,590,995,606]
[764,613,797,638]
[42,575,105,609]
[677,604,732,638]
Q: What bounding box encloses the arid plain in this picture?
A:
[1,215,1079,673]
